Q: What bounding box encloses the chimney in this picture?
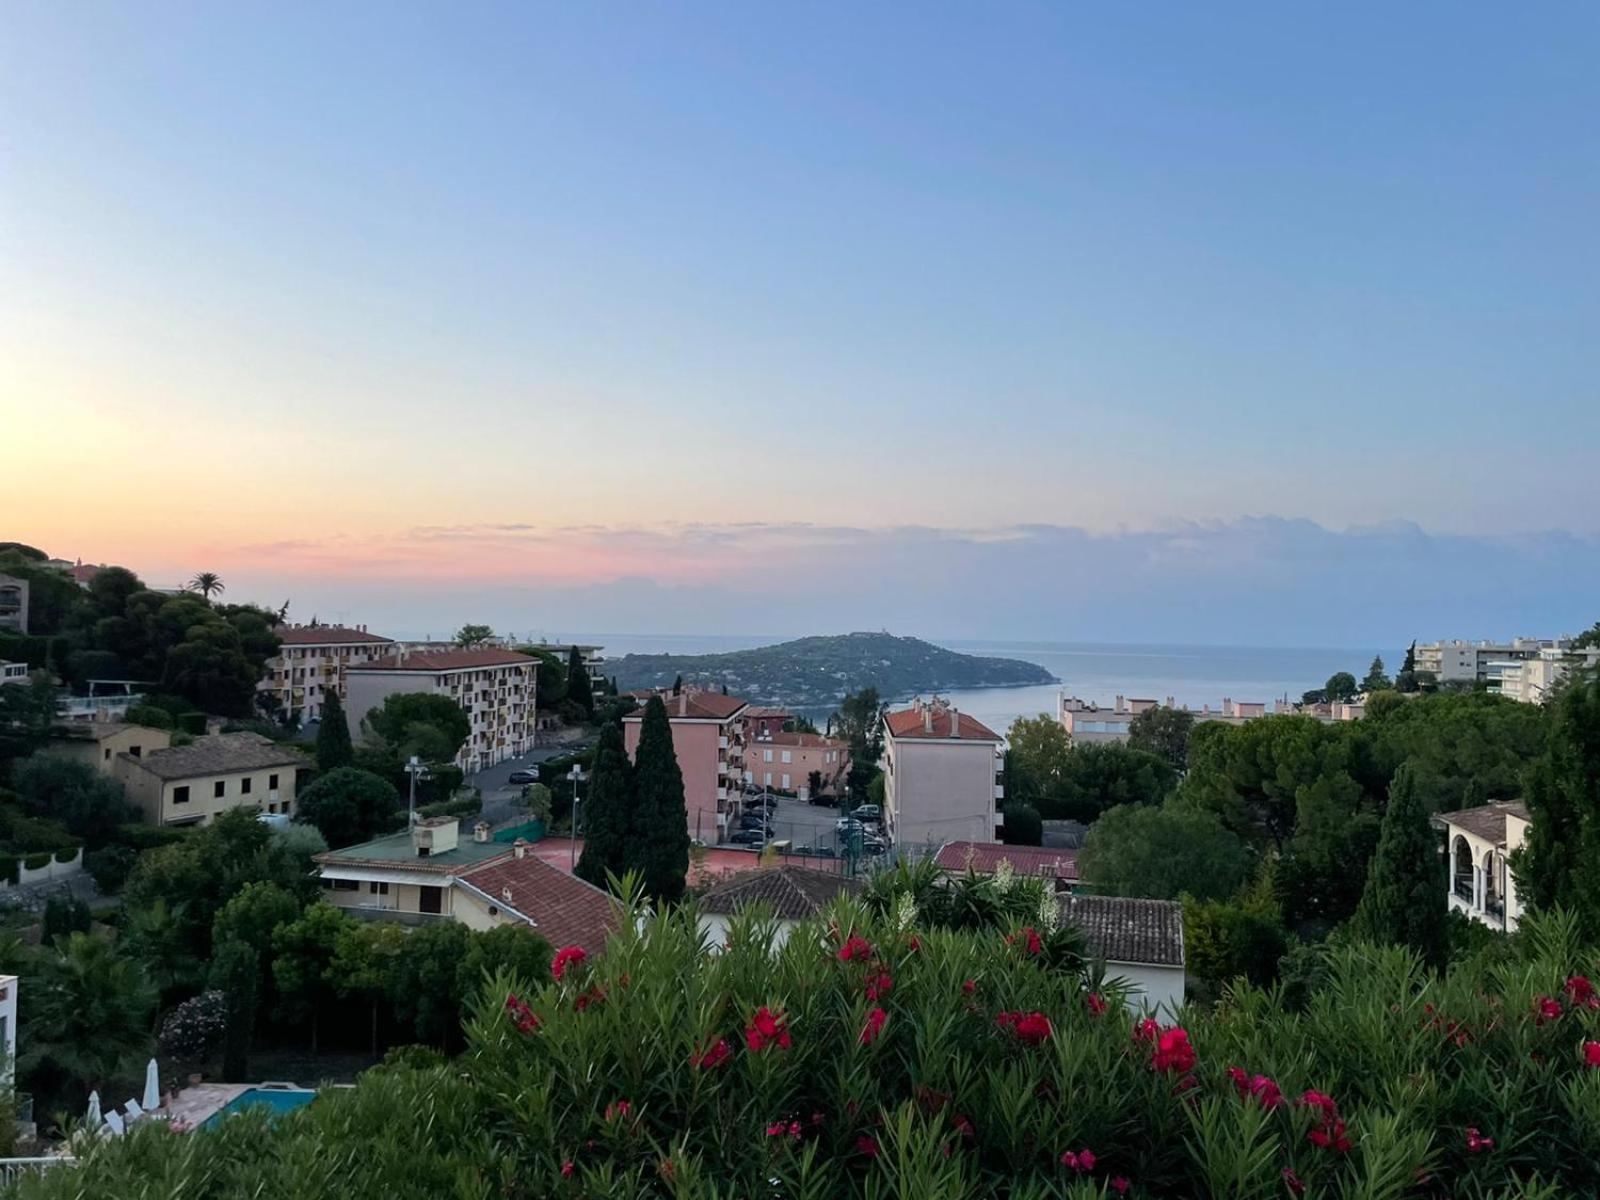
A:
[472,821,491,844]
[924,703,934,735]
[678,693,687,717]
[501,885,513,904]
[513,838,529,860]
[1166,696,1175,709]
[948,707,960,738]
[1115,694,1125,713]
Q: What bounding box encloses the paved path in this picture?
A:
[468,745,583,827]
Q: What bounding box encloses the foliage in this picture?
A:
[362,691,470,766]
[0,672,57,764]
[566,644,594,717]
[1128,705,1197,772]
[1516,673,1600,939]
[272,901,347,1053]
[452,623,496,648]
[9,751,136,847]
[123,703,176,731]
[1352,764,1449,967]
[629,696,690,902]
[295,766,401,849]
[1080,802,1251,902]
[210,936,259,1080]
[42,895,92,941]
[1003,715,1072,807]
[315,689,354,770]
[519,646,569,709]
[158,989,229,1061]
[187,572,225,599]
[1182,865,1289,1001]
[523,781,553,824]
[999,804,1043,846]
[1361,656,1392,694]
[576,720,632,888]
[1324,671,1359,703]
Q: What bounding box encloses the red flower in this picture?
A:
[1151,1027,1195,1074]
[1226,1066,1283,1109]
[1086,991,1109,1017]
[856,1134,880,1158]
[865,971,894,1001]
[1583,1040,1600,1069]
[1060,1147,1097,1172]
[745,1006,791,1052]
[573,986,606,1013]
[766,1121,790,1138]
[859,1006,888,1046]
[1110,1177,1131,1196]
[1299,1090,1350,1153]
[837,934,874,963]
[961,979,977,996]
[561,1160,574,1178]
[505,992,540,1034]
[1566,975,1599,1010]
[604,1100,631,1123]
[1008,926,1044,955]
[1282,1167,1305,1195]
[997,1010,1053,1044]
[1534,994,1563,1024]
[694,1037,731,1070]
[905,934,922,953]
[1465,1126,1495,1154]
[1133,1017,1161,1044]
[551,945,587,981]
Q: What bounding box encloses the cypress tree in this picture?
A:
[576,721,632,890]
[1353,764,1448,968]
[1516,674,1600,938]
[628,696,690,902]
[672,674,683,696]
[210,937,259,1081]
[565,646,594,717]
[316,690,354,771]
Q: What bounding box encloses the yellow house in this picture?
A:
[117,732,307,827]
[51,721,173,776]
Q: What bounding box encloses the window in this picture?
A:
[368,881,389,895]
[764,772,772,786]
[781,774,791,789]
[322,878,359,892]
[240,777,253,795]
[763,749,773,763]
[781,750,792,764]
[214,780,226,798]
[172,786,190,804]
[419,886,444,914]
[269,773,279,790]
[103,748,111,762]
[129,745,142,758]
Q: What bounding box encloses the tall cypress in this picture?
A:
[576,720,632,889]
[316,690,354,771]
[628,695,689,903]
[1353,764,1448,968]
[1516,674,1600,938]
[566,645,594,717]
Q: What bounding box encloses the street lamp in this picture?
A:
[404,755,431,828]
[568,763,587,869]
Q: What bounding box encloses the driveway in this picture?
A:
[469,746,578,827]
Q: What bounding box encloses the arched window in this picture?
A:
[1482,850,1500,914]
[1452,836,1474,902]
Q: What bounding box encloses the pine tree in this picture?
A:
[1515,674,1600,938]
[1396,641,1419,693]
[1361,655,1391,694]
[1353,764,1448,968]
[576,721,632,889]
[627,696,690,903]
[565,646,594,717]
[316,690,354,771]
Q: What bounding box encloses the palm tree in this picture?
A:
[20,933,156,1104]
[188,571,225,600]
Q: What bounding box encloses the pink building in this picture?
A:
[745,729,849,800]
[741,706,792,740]
[623,690,749,844]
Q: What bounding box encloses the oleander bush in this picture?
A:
[13,901,1600,1199]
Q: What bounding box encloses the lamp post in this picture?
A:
[568,763,587,870]
[404,755,431,828]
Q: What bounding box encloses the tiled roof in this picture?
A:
[885,707,1001,742]
[625,691,748,721]
[67,564,102,585]
[313,827,511,873]
[459,855,618,956]
[933,840,1079,882]
[349,648,535,672]
[698,865,865,920]
[743,706,792,719]
[122,732,306,781]
[1060,894,1184,967]
[274,624,394,646]
[1436,801,1531,847]
[749,731,846,750]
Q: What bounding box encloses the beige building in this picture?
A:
[1438,801,1530,933]
[260,623,396,725]
[117,732,306,826]
[623,689,749,843]
[345,648,538,772]
[0,574,28,634]
[0,661,29,686]
[53,721,173,775]
[745,729,849,800]
[313,819,616,953]
[1059,692,1344,745]
[882,697,1003,850]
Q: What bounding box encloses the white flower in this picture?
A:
[893,891,918,933]
[993,860,1015,894]
[1034,886,1060,933]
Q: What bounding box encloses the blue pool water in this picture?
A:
[202,1087,316,1128]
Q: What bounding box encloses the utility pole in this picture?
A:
[405,755,431,827]
[568,763,586,869]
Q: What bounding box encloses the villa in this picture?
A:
[1436,800,1530,933]
[1060,893,1186,1015]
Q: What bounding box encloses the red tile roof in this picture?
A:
[460,854,618,955]
[743,706,792,719]
[933,840,1079,882]
[885,707,1001,742]
[750,731,846,750]
[625,691,748,721]
[67,564,103,585]
[349,648,535,672]
[275,624,394,646]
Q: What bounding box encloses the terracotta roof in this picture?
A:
[1060,894,1185,967]
[625,691,748,721]
[122,732,306,780]
[459,855,618,955]
[67,564,103,585]
[743,706,792,719]
[933,840,1079,882]
[884,707,1001,742]
[1436,801,1531,848]
[349,648,535,672]
[275,625,394,646]
[749,731,846,750]
[698,865,865,920]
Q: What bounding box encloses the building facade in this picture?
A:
[260,623,396,724]
[344,648,538,772]
[0,661,28,686]
[1438,801,1530,933]
[1060,894,1186,1015]
[744,729,849,800]
[622,689,749,844]
[0,574,28,634]
[116,732,305,826]
[882,697,1002,850]
[1414,638,1548,685]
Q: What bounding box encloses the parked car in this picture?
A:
[728,830,766,847]
[836,817,865,834]
[862,838,888,856]
[507,769,539,785]
[739,815,772,832]
[850,804,882,822]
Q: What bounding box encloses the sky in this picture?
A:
[3,3,1597,645]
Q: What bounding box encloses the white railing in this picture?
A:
[0,1158,76,1185]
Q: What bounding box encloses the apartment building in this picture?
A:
[313,818,616,953]
[0,574,28,634]
[1486,646,1600,705]
[1059,693,1279,744]
[117,732,306,826]
[882,697,1002,850]
[344,647,538,772]
[260,623,396,725]
[1413,638,1549,685]
[0,661,28,687]
[1437,801,1530,934]
[745,729,849,800]
[622,689,749,844]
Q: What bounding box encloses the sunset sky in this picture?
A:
[4,4,1597,643]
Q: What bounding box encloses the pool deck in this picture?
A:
[166,1083,253,1129]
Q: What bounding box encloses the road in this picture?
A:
[468,744,586,827]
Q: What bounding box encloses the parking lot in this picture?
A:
[722,791,886,862]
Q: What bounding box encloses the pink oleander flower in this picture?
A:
[1282,1167,1305,1194]
[1226,1066,1283,1109]
[1534,994,1563,1024]
[1008,926,1044,955]
[1059,1147,1096,1172]
[603,1100,631,1123]
[1086,991,1109,1017]
[856,1134,880,1158]
[865,970,894,1001]
[1584,1040,1600,1069]
[1566,975,1599,1010]
[694,1036,731,1070]
[837,934,874,963]
[859,1006,888,1046]
[1109,1177,1131,1195]
[561,1160,574,1178]
[962,979,977,996]
[551,945,587,981]
[1151,1027,1195,1074]
[997,1010,1053,1045]
[1133,1017,1161,1044]
[745,1006,792,1052]
[1465,1126,1495,1154]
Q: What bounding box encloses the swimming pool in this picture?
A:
[201,1086,316,1129]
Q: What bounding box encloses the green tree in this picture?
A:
[385,920,474,1047]
[1514,673,1600,937]
[316,689,354,769]
[1574,622,1600,652]
[214,881,302,1025]
[0,673,58,763]
[1079,802,1250,902]
[453,623,495,648]
[518,647,567,710]
[296,767,401,849]
[1274,772,1381,930]
[210,936,259,1080]
[20,933,155,1106]
[1324,671,1359,703]
[999,803,1042,846]
[1127,706,1196,772]
[1395,640,1420,693]
[1037,743,1175,822]
[188,572,225,599]
[329,920,408,1055]
[1182,863,1289,999]
[575,721,632,889]
[10,752,135,846]
[1004,714,1072,806]
[272,901,352,1053]
[628,695,689,902]
[565,645,594,717]
[122,898,206,1002]
[364,693,471,763]
[1351,764,1448,967]
[460,924,553,997]
[163,617,262,717]
[1360,656,1392,694]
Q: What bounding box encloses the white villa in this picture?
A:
[1437,801,1530,933]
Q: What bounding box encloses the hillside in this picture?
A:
[606,632,1055,708]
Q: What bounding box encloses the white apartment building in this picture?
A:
[260,624,397,724]
[344,647,537,772]
[1413,638,1549,685]
[882,697,1002,850]
[1437,801,1530,933]
[1485,646,1600,705]
[1058,693,1299,745]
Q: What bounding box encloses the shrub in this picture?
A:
[22,852,51,871]
[157,989,229,1061]
[417,794,480,821]
[53,845,79,864]
[85,844,137,893]
[1000,804,1043,846]
[123,704,175,731]
[0,854,16,885]
[42,896,91,940]
[113,823,192,851]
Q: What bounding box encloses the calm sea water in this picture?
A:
[541,633,1385,738]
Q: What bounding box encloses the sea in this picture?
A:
[521,633,1386,738]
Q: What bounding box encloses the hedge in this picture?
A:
[417,795,482,821]
[113,823,192,851]
[22,852,51,872]
[53,845,79,864]
[0,855,16,886]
